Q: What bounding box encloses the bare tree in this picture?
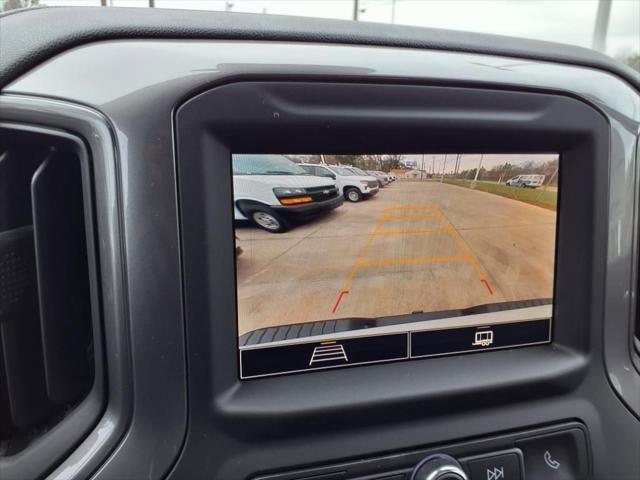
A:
[2,0,41,11]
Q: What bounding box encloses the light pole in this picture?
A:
[593,0,612,52]
[353,0,359,20]
[471,154,484,188]
[440,155,447,183]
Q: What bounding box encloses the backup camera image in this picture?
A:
[234,153,558,378]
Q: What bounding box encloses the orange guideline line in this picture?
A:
[481,279,494,295]
[332,290,349,313]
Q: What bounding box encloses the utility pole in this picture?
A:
[353,0,359,20]
[391,0,397,24]
[149,0,154,7]
[432,156,435,176]
[440,155,447,183]
[498,163,508,184]
[543,167,559,192]
[593,0,612,52]
[100,0,106,5]
[471,154,484,188]
[420,154,425,181]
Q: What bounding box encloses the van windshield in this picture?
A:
[233,154,309,175]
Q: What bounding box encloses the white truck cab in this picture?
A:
[299,163,379,202]
[233,155,343,232]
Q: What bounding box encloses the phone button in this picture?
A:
[515,428,588,479]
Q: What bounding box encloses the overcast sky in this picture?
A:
[36,0,639,59]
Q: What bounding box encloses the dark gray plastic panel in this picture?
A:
[4,35,638,480]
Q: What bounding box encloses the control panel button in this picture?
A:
[515,428,588,479]
[466,452,522,480]
[412,454,468,480]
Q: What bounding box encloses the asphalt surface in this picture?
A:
[235,180,556,336]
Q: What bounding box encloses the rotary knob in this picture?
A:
[411,453,468,480]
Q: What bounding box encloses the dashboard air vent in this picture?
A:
[0,127,95,456]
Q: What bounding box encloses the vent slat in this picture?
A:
[0,226,50,430]
[32,151,92,404]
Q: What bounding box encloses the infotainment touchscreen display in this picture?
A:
[234,154,558,379]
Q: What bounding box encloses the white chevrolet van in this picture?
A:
[505,174,546,188]
[298,163,379,202]
[233,155,343,232]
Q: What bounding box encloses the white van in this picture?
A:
[233,155,343,233]
[505,174,545,188]
[298,163,379,202]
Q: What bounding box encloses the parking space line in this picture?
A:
[332,204,496,313]
[384,205,440,212]
[434,208,495,295]
[380,213,440,222]
[358,255,472,267]
[374,227,452,236]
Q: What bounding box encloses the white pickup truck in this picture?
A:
[298,163,379,202]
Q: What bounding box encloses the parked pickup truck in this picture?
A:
[299,163,379,202]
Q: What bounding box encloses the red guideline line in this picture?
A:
[332,290,349,313]
[481,278,494,295]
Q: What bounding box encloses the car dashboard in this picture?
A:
[0,7,639,480]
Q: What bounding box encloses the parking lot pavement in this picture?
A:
[235,180,557,336]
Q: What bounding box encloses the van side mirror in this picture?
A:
[329,173,336,180]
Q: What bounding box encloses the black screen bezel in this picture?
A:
[175,80,607,454]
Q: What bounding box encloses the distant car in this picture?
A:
[299,163,379,202]
[366,170,389,187]
[233,154,343,232]
[376,171,393,183]
[505,174,545,188]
